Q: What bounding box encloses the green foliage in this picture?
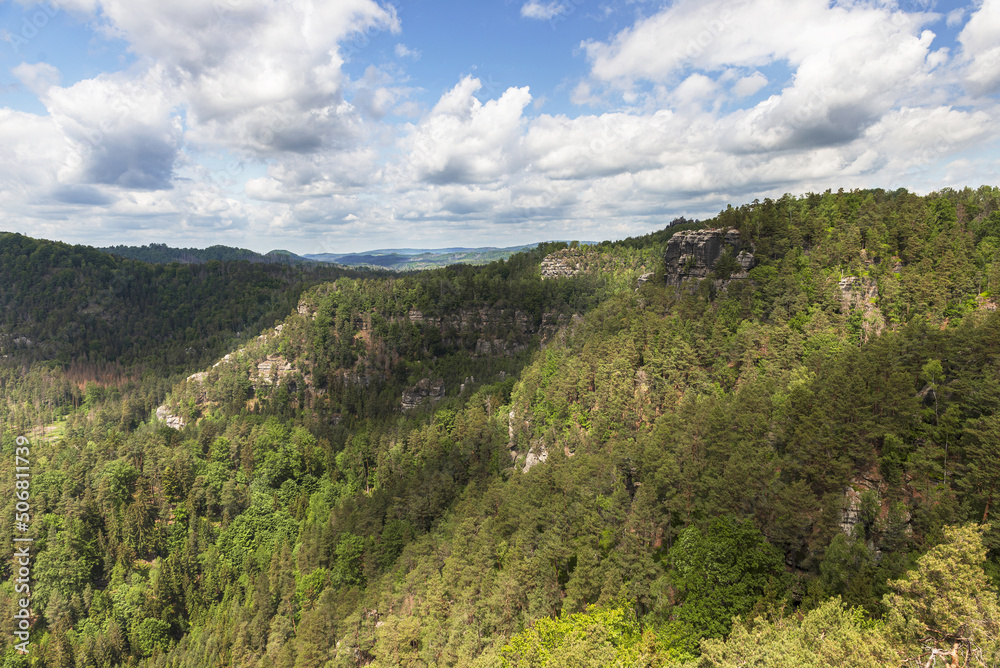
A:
[215,497,298,570]
[668,517,786,641]
[501,604,651,667]
[698,598,900,667]
[132,617,172,656]
[885,523,1000,663]
[4,188,1000,667]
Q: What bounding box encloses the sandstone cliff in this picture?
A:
[663,227,754,289]
[401,378,445,411]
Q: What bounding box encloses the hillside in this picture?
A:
[99,243,316,266]
[2,187,1000,667]
[98,243,544,272]
[303,245,544,270]
[0,234,375,373]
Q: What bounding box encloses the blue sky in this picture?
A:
[0,0,997,254]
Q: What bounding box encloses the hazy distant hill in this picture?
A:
[99,242,610,271]
[100,242,316,265]
[305,243,602,270]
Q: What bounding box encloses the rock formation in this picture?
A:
[253,355,296,386]
[663,227,754,289]
[540,252,583,279]
[837,276,885,342]
[155,405,186,429]
[401,378,445,411]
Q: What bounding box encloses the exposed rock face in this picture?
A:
[253,355,296,386]
[155,405,186,430]
[663,228,754,289]
[976,294,998,311]
[474,338,525,356]
[540,251,583,279]
[837,276,885,342]
[522,442,548,472]
[401,378,445,411]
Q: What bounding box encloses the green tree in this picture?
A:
[699,598,899,668]
[667,517,785,641]
[885,523,1000,666]
[500,604,652,668]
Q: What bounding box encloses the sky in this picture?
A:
[0,0,997,255]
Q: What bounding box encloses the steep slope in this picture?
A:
[0,233,358,371]
[2,187,1000,667]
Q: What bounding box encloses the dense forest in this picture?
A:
[0,234,374,371]
[2,187,1000,667]
[99,244,314,267]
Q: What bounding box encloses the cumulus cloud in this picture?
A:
[580,0,950,156]
[397,76,531,185]
[521,1,566,20]
[1,0,998,252]
[12,62,60,96]
[959,0,1000,94]
[42,67,183,190]
[61,0,399,163]
[0,0,408,245]
[395,43,421,60]
[732,71,767,98]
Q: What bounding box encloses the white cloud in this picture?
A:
[395,43,421,60]
[732,71,767,97]
[959,0,1000,94]
[1,0,999,253]
[674,73,717,107]
[12,62,60,96]
[42,66,183,190]
[521,1,566,20]
[397,76,532,185]
[76,0,400,161]
[582,0,932,85]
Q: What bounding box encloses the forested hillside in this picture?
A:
[2,187,1000,667]
[0,234,364,372]
[99,244,314,267]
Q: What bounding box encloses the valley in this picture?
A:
[1,187,1000,666]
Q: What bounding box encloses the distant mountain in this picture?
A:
[100,242,315,265]
[98,242,611,271]
[304,243,601,270]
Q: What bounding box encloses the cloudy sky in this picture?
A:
[0,0,997,254]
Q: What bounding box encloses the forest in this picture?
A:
[1,186,1000,667]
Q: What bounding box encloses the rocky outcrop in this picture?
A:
[540,250,584,279]
[474,338,526,356]
[976,294,998,311]
[837,276,885,342]
[401,378,445,411]
[663,228,754,289]
[522,442,548,472]
[253,355,296,386]
[155,405,186,429]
